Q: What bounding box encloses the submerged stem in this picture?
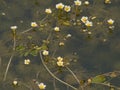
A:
[3,52,14,81]
[3,31,16,81]
[21,28,33,34]
[20,81,33,90]
[39,51,78,90]
[0,57,1,68]
[66,66,80,84]
[92,82,120,89]
[21,15,48,34]
[53,78,57,90]
[66,66,84,90]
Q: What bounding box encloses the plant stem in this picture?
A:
[92,82,120,89]
[21,15,48,34]
[53,78,57,90]
[21,28,33,34]
[3,31,16,81]
[66,66,84,90]
[3,52,14,81]
[66,66,80,84]
[0,57,1,68]
[20,81,33,90]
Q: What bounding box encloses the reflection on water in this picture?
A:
[0,0,120,90]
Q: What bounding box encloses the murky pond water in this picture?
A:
[0,0,120,90]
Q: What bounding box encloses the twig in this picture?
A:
[39,51,78,90]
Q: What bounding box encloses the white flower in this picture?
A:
[59,42,64,46]
[107,19,114,25]
[103,39,107,42]
[64,5,71,12]
[74,0,82,6]
[38,83,46,89]
[2,12,6,16]
[13,80,18,85]
[84,1,89,5]
[82,29,87,32]
[57,56,64,67]
[24,59,30,65]
[91,16,96,20]
[88,31,92,34]
[57,60,64,67]
[87,79,92,84]
[31,22,38,27]
[66,34,72,38]
[54,27,60,32]
[45,8,52,14]
[105,0,111,4]
[56,3,64,9]
[10,26,17,30]
[81,16,88,23]
[85,21,93,27]
[109,26,114,29]
[42,50,49,56]
[57,56,63,61]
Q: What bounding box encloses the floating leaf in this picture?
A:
[91,75,106,83]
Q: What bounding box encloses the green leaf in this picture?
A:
[62,21,71,26]
[24,52,29,56]
[30,50,38,56]
[91,75,106,83]
[41,44,48,50]
[16,45,25,51]
[27,36,32,39]
[24,51,30,56]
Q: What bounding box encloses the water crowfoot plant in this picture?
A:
[2,0,120,90]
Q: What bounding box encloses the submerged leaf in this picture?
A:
[91,75,106,83]
[24,51,30,56]
[16,45,25,51]
[30,50,38,56]
[62,21,71,26]
[41,44,48,50]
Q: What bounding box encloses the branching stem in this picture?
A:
[39,51,78,90]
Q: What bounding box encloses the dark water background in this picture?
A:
[0,0,120,90]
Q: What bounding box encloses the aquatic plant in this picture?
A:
[2,0,120,90]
